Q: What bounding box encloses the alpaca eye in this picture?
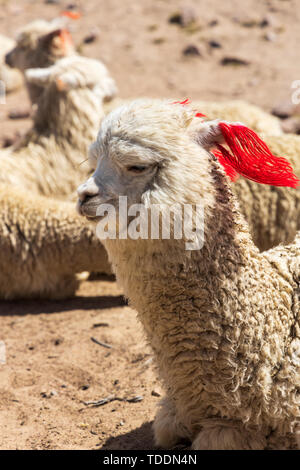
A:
[127,165,147,173]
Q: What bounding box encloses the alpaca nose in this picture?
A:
[77,178,99,204]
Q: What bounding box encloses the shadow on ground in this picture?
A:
[0,295,127,316]
[101,421,155,450]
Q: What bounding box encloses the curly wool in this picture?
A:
[0,184,111,300]
[233,134,300,251]
[81,99,300,449]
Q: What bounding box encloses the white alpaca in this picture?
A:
[77,99,300,449]
[4,18,76,103]
[0,55,117,199]
[104,99,283,137]
[0,184,111,299]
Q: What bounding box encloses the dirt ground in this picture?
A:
[0,0,300,450]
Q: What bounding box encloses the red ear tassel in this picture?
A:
[212,149,239,182]
[216,122,299,188]
[173,98,206,118]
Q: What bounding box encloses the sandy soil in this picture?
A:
[0,0,299,450]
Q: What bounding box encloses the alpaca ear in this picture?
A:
[39,29,73,53]
[25,67,52,87]
[194,119,227,150]
[195,119,299,188]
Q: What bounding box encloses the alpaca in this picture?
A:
[77,99,300,449]
[0,35,23,93]
[104,99,283,137]
[0,55,117,199]
[5,18,76,103]
[99,100,300,252]
[232,134,300,251]
[0,184,111,300]
[194,100,283,137]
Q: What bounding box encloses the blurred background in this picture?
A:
[1,0,300,142]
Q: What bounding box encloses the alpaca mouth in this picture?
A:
[77,196,100,218]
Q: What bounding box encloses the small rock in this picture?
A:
[66,3,77,9]
[220,56,250,66]
[281,117,300,134]
[263,31,277,41]
[272,101,295,119]
[180,6,198,27]
[208,19,219,27]
[169,6,198,27]
[83,33,98,44]
[183,44,202,56]
[208,39,222,48]
[8,108,30,120]
[83,28,100,44]
[41,390,58,398]
[153,37,165,45]
[93,322,109,328]
[45,0,60,4]
[151,389,161,397]
[260,15,276,27]
[79,422,88,429]
[119,420,125,426]
[240,17,260,27]
[81,385,89,391]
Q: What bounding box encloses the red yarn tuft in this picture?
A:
[173,98,191,106]
[195,112,206,118]
[217,122,299,188]
[212,149,239,182]
[173,99,206,117]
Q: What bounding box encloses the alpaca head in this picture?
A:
[76,99,232,220]
[77,99,299,223]
[5,20,75,72]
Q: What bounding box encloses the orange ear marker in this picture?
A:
[56,78,66,91]
[57,29,74,51]
[61,10,82,20]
